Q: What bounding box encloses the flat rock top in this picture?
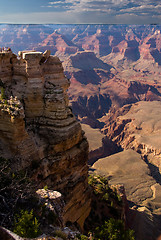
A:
[63,51,111,72]
[81,124,104,151]
[22,51,43,60]
[119,101,161,150]
[92,149,161,239]
[92,149,156,205]
[36,189,62,200]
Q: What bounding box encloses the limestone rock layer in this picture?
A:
[0,50,91,229]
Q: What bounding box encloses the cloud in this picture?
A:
[1,0,161,24]
[41,0,161,17]
[115,12,161,24]
[49,1,64,4]
[119,4,161,16]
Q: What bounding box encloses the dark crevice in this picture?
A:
[143,155,161,185]
[88,137,123,166]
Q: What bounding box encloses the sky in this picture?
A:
[0,0,161,24]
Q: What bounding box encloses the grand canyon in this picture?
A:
[1,24,161,239]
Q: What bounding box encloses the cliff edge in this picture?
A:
[0,49,91,229]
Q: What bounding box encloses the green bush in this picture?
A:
[94,218,135,240]
[117,194,122,203]
[88,175,98,185]
[102,193,109,201]
[0,87,6,100]
[80,234,89,240]
[13,209,40,238]
[43,185,48,190]
[99,176,109,185]
[88,174,109,196]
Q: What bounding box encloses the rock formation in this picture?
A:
[0,226,24,240]
[36,31,79,59]
[92,149,161,240]
[0,50,91,229]
[95,101,161,239]
[2,24,161,238]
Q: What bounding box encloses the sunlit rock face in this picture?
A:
[0,50,91,229]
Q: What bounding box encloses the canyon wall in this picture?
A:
[0,50,91,229]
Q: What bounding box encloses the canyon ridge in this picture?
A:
[1,24,161,239]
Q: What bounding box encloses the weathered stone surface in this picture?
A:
[97,101,161,239]
[36,189,65,227]
[92,150,156,205]
[92,149,161,239]
[0,50,91,229]
[0,227,24,240]
[104,101,161,171]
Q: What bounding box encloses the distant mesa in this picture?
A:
[35,31,79,58]
[64,51,112,71]
[63,51,113,86]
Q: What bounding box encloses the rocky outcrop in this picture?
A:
[63,51,112,86]
[92,149,161,240]
[94,101,161,239]
[35,31,79,60]
[124,40,140,61]
[63,51,114,120]
[2,25,161,128]
[36,189,65,227]
[103,101,161,168]
[0,50,91,229]
[0,227,24,240]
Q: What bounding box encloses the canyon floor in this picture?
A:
[91,149,161,240]
[84,101,161,239]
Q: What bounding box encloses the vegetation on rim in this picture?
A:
[82,174,135,240]
[0,156,135,239]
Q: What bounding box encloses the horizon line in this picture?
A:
[0,23,160,25]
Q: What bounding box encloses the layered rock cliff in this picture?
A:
[0,50,91,229]
[99,101,161,239]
